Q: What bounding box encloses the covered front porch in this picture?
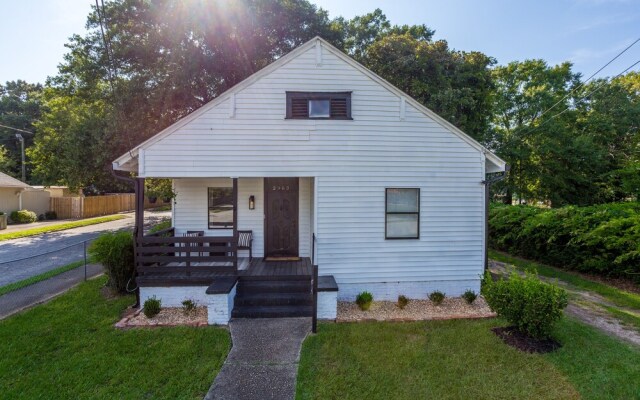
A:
[131,176,334,325]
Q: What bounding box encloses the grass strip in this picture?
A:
[490,250,640,310]
[0,215,126,241]
[0,257,96,296]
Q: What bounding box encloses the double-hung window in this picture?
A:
[385,188,420,239]
[208,187,234,229]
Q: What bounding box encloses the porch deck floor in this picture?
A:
[240,257,313,277]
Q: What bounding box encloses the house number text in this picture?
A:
[272,185,290,191]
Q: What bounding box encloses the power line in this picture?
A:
[525,58,640,133]
[531,37,640,126]
[0,123,34,135]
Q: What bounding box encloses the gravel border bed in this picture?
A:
[116,306,208,328]
[337,297,496,322]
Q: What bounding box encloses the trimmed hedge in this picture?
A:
[489,202,640,280]
[10,209,38,224]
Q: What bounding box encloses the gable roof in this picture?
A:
[113,37,506,172]
[0,172,30,188]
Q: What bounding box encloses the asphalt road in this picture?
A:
[0,211,170,287]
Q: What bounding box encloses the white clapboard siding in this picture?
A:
[143,41,489,285]
[173,177,313,259]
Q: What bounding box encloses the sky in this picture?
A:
[0,0,639,84]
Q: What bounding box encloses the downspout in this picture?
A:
[482,165,510,271]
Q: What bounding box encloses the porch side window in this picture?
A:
[385,188,420,239]
[208,187,234,229]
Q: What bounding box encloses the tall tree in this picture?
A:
[489,60,580,205]
[573,72,640,202]
[0,80,42,180]
[363,33,495,142]
[31,0,342,189]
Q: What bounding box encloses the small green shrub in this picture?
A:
[482,270,568,339]
[45,211,57,220]
[89,231,134,293]
[182,299,197,315]
[37,214,45,221]
[397,295,409,309]
[10,209,37,224]
[355,291,373,311]
[462,290,477,304]
[143,297,161,318]
[429,291,445,305]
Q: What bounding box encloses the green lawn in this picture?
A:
[490,250,640,310]
[0,215,127,241]
[0,257,97,296]
[297,318,640,400]
[0,277,230,399]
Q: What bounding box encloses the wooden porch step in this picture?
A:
[236,280,311,294]
[231,305,313,318]
[234,292,312,307]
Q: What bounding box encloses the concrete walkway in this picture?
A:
[0,264,103,320]
[205,318,310,400]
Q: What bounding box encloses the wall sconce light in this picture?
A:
[249,195,255,210]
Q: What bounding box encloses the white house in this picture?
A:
[113,37,506,325]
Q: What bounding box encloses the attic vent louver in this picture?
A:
[286,92,352,120]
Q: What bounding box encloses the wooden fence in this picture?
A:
[50,194,170,219]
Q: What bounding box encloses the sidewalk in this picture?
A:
[2,218,79,233]
[0,264,104,320]
[205,318,310,400]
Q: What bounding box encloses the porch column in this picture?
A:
[133,177,145,307]
[135,177,145,238]
[232,178,238,273]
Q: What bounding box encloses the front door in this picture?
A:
[264,178,299,258]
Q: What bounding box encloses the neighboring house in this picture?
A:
[32,186,83,198]
[113,37,506,324]
[0,173,52,218]
[0,172,31,214]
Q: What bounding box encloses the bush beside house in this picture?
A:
[482,271,568,339]
[89,231,135,293]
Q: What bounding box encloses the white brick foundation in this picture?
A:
[207,283,237,325]
[140,286,209,307]
[139,284,237,325]
[318,291,337,320]
[337,280,481,301]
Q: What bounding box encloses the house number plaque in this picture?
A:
[272,185,290,191]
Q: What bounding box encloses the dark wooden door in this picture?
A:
[264,178,299,258]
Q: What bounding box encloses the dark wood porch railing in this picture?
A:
[136,231,237,276]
